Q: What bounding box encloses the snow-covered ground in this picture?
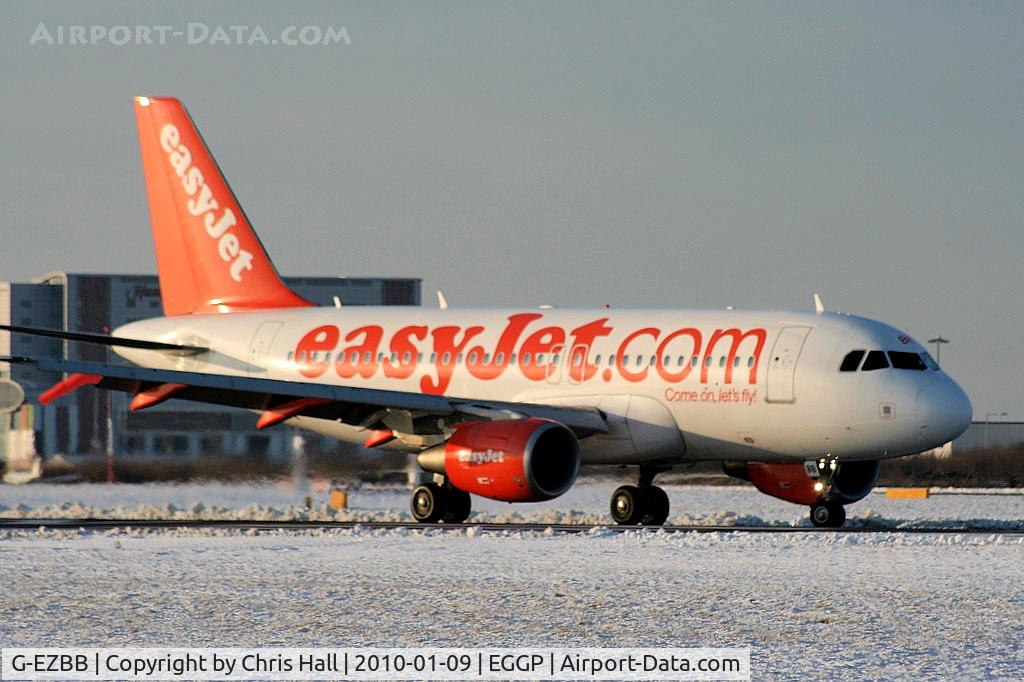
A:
[1,482,1023,679]
[1,480,1023,528]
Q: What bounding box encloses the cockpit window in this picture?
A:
[861,350,890,371]
[920,351,940,370]
[888,351,928,371]
[839,350,865,372]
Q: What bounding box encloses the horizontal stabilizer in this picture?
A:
[0,324,206,354]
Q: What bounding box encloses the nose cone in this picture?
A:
[916,378,973,447]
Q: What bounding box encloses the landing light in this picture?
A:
[137,96,151,107]
[814,482,825,492]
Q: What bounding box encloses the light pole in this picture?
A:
[927,335,949,365]
[984,412,1007,448]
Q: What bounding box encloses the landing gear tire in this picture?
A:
[441,486,472,524]
[610,485,646,525]
[411,483,446,523]
[810,502,846,528]
[641,486,670,526]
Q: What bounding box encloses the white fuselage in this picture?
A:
[114,307,972,466]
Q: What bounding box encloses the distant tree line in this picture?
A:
[31,442,1024,488]
[878,444,1023,488]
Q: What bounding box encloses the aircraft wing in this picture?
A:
[6,357,608,446]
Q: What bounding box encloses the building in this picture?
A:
[1,272,420,462]
[953,420,1024,451]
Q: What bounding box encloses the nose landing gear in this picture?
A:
[809,501,846,528]
[807,457,847,528]
[609,465,671,526]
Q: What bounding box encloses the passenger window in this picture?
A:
[537,354,545,365]
[692,357,699,367]
[861,350,889,371]
[553,353,561,365]
[510,353,517,364]
[649,356,656,366]
[677,356,685,366]
[287,351,294,362]
[417,353,424,364]
[704,357,712,368]
[468,352,478,365]
[718,356,726,367]
[350,351,359,364]
[324,352,332,363]
[839,350,865,372]
[390,352,398,363]
[747,356,754,368]
[442,352,451,364]
[496,353,505,365]
[298,351,306,362]
[363,352,372,364]
[430,353,437,364]
[483,353,491,364]
[403,352,411,363]
[733,356,740,368]
[457,353,464,364]
[522,353,532,365]
[888,351,928,371]
[594,354,602,365]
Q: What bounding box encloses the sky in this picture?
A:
[0,2,1021,415]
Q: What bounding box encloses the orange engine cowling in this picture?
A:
[417,418,580,502]
[724,460,880,505]
[746,462,821,505]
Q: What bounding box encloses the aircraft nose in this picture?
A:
[916,378,973,447]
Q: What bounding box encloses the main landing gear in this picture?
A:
[410,480,472,523]
[610,465,671,526]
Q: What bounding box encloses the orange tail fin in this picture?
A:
[133,96,312,315]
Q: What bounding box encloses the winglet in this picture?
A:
[437,290,449,310]
[813,293,826,314]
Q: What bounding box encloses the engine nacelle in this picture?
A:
[418,418,580,502]
[723,460,880,506]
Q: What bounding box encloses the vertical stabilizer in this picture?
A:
[133,96,311,315]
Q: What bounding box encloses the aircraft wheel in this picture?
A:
[641,486,670,526]
[441,486,472,524]
[810,502,846,528]
[610,485,645,525]
[411,483,447,523]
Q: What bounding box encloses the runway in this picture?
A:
[2,517,1021,535]
[3,482,1022,678]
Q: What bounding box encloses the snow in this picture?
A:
[1,480,1023,529]
[1,481,1023,678]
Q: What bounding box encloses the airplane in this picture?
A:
[2,96,973,528]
